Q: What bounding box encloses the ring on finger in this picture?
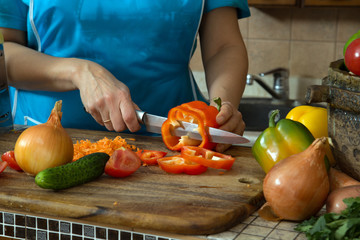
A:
[103,119,111,123]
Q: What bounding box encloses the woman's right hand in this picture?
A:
[1,28,140,133]
[70,59,141,133]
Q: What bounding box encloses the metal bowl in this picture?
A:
[306,59,360,181]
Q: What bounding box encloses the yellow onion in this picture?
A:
[259,137,329,221]
[14,100,74,176]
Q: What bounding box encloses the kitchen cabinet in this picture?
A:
[248,0,360,6]
[248,0,299,6]
[303,0,360,6]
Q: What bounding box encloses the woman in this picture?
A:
[0,1,249,152]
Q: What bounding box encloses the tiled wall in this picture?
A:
[0,210,175,240]
[190,6,360,101]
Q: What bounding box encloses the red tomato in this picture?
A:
[345,38,360,76]
[105,148,141,178]
[1,151,22,171]
[0,161,8,174]
[137,150,167,165]
[157,155,207,175]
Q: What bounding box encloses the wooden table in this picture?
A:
[0,128,265,239]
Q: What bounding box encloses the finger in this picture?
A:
[216,102,233,125]
[119,100,141,132]
[87,105,106,127]
[216,143,232,153]
[100,111,115,131]
[109,104,126,132]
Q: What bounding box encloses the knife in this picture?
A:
[136,110,249,144]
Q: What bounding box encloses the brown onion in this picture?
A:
[14,100,74,176]
[326,185,360,214]
[259,137,329,221]
[328,167,360,192]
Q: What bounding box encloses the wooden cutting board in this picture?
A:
[0,128,265,235]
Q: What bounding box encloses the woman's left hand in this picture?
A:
[213,101,245,153]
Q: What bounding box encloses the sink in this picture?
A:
[238,98,302,132]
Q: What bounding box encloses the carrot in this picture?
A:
[73,136,139,161]
[328,167,360,191]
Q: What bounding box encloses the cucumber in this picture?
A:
[35,152,110,190]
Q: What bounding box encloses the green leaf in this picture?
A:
[295,197,360,239]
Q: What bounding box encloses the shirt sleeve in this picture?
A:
[204,0,250,19]
[0,0,28,31]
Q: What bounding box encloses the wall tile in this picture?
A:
[238,16,249,39]
[248,8,292,40]
[335,42,346,60]
[247,39,290,74]
[291,8,337,41]
[290,41,335,78]
[336,8,360,42]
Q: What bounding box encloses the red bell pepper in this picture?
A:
[1,151,22,171]
[136,150,167,165]
[157,155,208,175]
[0,161,8,174]
[181,146,235,170]
[161,101,220,151]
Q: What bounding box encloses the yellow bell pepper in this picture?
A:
[286,105,335,166]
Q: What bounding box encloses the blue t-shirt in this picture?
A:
[0,0,250,132]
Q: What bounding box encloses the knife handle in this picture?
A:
[135,110,145,124]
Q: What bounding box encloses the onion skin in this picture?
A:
[261,137,329,221]
[326,185,360,214]
[328,168,360,192]
[14,101,74,176]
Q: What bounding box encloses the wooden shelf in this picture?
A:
[248,0,298,6]
[303,0,360,6]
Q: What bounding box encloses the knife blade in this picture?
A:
[136,110,249,144]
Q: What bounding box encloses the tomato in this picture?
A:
[181,146,235,170]
[0,161,8,174]
[157,155,207,175]
[137,150,167,165]
[1,151,22,171]
[105,148,141,178]
[343,30,360,56]
[345,38,360,76]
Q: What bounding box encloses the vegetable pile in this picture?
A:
[252,104,360,238]
[1,99,237,190]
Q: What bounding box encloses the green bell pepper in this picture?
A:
[252,110,329,173]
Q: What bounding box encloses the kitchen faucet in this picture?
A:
[246,68,289,101]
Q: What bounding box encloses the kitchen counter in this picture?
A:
[0,128,309,240]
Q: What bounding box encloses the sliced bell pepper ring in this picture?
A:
[161,101,220,151]
[157,155,208,175]
[136,150,167,165]
[1,150,22,171]
[181,146,235,170]
[0,161,8,174]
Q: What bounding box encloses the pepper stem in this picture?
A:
[269,109,280,128]
[213,97,222,112]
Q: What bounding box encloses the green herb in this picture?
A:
[295,197,360,240]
